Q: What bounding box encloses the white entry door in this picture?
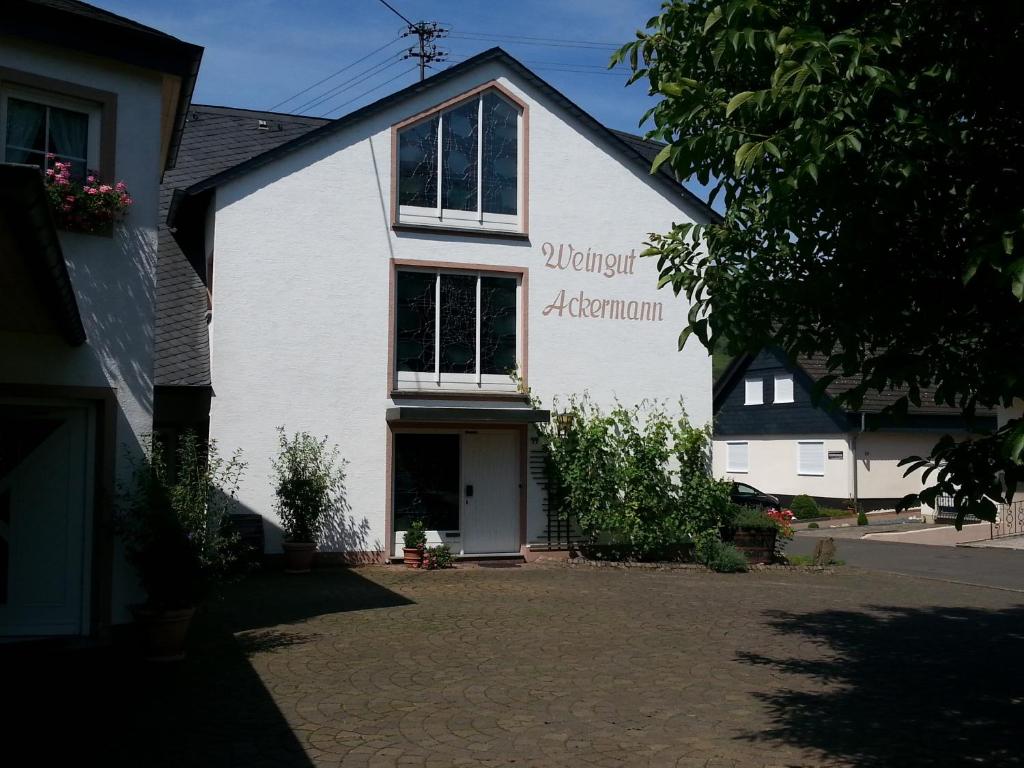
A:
[0,405,92,636]
[462,431,520,554]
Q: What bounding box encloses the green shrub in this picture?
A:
[857,510,870,526]
[423,544,454,569]
[819,507,856,519]
[698,539,749,573]
[790,494,819,519]
[807,521,820,529]
[119,432,246,610]
[271,428,348,544]
[403,520,427,549]
[541,396,731,561]
[726,504,778,530]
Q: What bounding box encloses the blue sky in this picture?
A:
[92,0,661,133]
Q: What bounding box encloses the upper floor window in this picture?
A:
[394,267,521,391]
[395,86,525,234]
[744,377,763,405]
[773,373,794,403]
[1,86,100,183]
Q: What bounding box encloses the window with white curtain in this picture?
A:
[744,377,763,405]
[726,442,749,473]
[1,86,100,183]
[797,441,825,476]
[774,373,794,403]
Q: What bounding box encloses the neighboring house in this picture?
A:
[165,48,716,561]
[711,349,997,511]
[0,0,201,637]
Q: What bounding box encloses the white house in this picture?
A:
[0,0,201,636]
[167,49,715,561]
[711,349,997,513]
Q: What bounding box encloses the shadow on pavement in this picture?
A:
[3,566,412,766]
[739,604,1024,766]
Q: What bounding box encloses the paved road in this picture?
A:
[789,532,1024,591]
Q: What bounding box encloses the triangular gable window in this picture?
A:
[393,83,526,235]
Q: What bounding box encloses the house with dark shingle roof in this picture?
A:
[162,47,718,562]
[712,348,997,513]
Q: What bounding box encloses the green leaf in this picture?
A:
[650,143,673,174]
[725,90,755,117]
[703,6,723,34]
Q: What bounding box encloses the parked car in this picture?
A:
[730,482,781,511]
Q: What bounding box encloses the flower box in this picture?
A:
[44,158,132,235]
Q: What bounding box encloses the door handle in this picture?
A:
[465,484,474,498]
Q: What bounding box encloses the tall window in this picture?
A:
[395,269,519,389]
[744,377,763,405]
[2,89,99,183]
[396,88,523,232]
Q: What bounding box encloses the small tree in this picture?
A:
[119,432,245,610]
[271,428,347,544]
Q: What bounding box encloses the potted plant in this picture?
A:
[402,520,427,568]
[721,505,779,564]
[119,432,245,661]
[422,544,455,570]
[271,428,347,573]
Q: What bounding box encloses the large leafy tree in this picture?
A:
[615,1,1024,524]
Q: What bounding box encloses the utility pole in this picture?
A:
[402,21,448,81]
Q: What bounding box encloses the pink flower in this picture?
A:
[86,175,96,183]
[45,168,55,176]
[65,195,75,203]
[87,188,98,195]
[98,184,112,193]
[114,181,126,191]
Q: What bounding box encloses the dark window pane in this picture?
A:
[480,276,517,374]
[394,434,460,532]
[5,98,46,164]
[439,274,476,373]
[395,271,436,373]
[481,92,518,215]
[441,99,478,211]
[397,116,438,207]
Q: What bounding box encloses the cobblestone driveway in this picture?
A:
[18,563,1024,766]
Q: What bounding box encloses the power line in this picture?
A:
[376,0,413,26]
[268,37,404,111]
[293,55,405,115]
[447,32,619,51]
[318,66,418,117]
[450,29,622,48]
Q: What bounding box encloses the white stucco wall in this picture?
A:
[0,38,165,620]
[207,61,713,554]
[712,435,853,501]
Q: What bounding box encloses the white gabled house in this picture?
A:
[167,48,716,561]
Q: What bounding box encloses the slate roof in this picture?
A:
[714,350,996,417]
[155,106,328,386]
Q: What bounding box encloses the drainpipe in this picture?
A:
[851,412,865,511]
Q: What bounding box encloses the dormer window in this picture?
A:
[394,84,526,234]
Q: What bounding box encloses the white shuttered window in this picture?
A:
[797,441,825,476]
[774,373,794,403]
[744,377,763,405]
[726,442,749,473]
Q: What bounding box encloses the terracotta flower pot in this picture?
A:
[132,605,196,662]
[403,546,423,569]
[283,541,317,573]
